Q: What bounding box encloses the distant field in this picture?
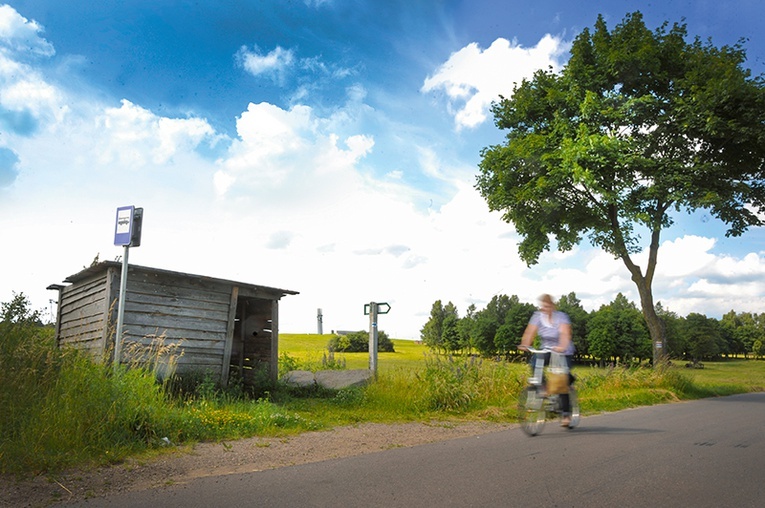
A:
[280,334,427,371]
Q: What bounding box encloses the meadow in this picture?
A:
[2,329,763,476]
[279,334,765,421]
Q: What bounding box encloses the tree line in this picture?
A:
[420,293,764,364]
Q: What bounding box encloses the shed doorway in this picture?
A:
[231,296,276,388]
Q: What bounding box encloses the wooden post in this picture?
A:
[221,286,239,387]
[369,302,378,376]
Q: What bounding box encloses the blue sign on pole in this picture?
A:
[114,206,134,246]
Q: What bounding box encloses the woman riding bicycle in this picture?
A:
[519,294,575,427]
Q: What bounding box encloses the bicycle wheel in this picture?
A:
[518,386,546,436]
[566,387,580,429]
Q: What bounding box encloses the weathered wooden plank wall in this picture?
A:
[57,272,109,357]
[119,268,231,374]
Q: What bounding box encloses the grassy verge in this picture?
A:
[278,334,765,425]
[1,331,763,476]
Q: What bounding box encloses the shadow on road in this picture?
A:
[565,425,662,435]
[519,424,663,437]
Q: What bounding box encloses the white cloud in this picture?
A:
[0,4,54,58]
[230,102,312,158]
[422,35,570,130]
[1,77,59,115]
[95,100,216,166]
[237,45,295,77]
[0,40,64,136]
[654,235,717,277]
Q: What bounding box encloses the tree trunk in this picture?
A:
[619,240,667,365]
[632,274,667,365]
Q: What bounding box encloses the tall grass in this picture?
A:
[0,326,317,475]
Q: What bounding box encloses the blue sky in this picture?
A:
[1,1,764,338]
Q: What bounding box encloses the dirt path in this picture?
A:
[1,420,512,507]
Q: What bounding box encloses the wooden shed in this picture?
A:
[48,261,298,387]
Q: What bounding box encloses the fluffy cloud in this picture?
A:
[0,4,54,58]
[236,45,295,78]
[96,100,216,166]
[422,35,569,129]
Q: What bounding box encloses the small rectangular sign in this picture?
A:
[364,302,391,315]
[114,206,134,246]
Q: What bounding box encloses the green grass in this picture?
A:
[678,359,765,395]
[2,328,763,476]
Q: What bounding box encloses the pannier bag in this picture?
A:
[546,352,569,394]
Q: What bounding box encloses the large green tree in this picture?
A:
[441,302,463,352]
[587,293,650,364]
[493,296,535,356]
[420,300,447,352]
[683,313,723,361]
[557,292,589,358]
[477,12,765,364]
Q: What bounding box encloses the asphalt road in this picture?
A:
[72,392,765,508]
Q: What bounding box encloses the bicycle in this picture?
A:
[517,347,580,436]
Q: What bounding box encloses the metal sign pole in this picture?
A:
[368,302,378,375]
[114,244,129,370]
[112,205,143,372]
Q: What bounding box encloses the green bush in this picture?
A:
[327,330,395,353]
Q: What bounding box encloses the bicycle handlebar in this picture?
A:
[519,347,558,354]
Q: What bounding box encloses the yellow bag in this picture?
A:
[546,353,569,394]
[547,372,569,394]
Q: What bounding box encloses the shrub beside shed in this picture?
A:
[48,261,298,387]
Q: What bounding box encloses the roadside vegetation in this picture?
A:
[1,294,763,477]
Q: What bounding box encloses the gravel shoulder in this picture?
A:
[1,420,512,507]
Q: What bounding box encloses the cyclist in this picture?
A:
[518,294,575,427]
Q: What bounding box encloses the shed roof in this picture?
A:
[61,261,299,299]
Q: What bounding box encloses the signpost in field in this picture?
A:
[364,302,391,376]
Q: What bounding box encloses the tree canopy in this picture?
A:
[418,292,765,363]
[476,12,765,363]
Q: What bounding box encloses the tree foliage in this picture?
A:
[557,292,589,358]
[1,292,54,354]
[328,330,395,353]
[476,11,765,363]
[419,292,765,363]
[683,313,723,361]
[587,293,650,364]
[420,300,448,352]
